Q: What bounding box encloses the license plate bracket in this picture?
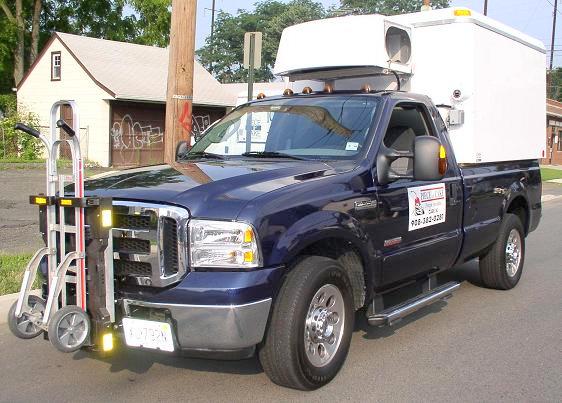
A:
[122,317,175,352]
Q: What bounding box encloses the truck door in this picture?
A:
[373,102,463,286]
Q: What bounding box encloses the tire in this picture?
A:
[259,256,355,390]
[7,295,46,339]
[48,306,91,353]
[479,213,525,290]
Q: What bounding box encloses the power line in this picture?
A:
[544,0,562,16]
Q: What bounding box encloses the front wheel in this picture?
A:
[259,256,354,390]
[479,213,525,290]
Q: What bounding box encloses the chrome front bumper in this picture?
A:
[122,298,272,352]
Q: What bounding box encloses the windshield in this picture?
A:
[187,96,380,161]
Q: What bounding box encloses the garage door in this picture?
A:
[111,102,165,167]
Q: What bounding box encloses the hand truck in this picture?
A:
[7,101,116,353]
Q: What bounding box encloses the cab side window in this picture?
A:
[383,104,433,176]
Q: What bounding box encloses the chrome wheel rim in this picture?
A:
[304,284,345,368]
[56,312,88,349]
[505,229,522,278]
[16,299,44,336]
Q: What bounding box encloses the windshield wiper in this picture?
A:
[241,151,306,161]
[182,151,225,160]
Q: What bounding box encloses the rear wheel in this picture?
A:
[259,256,354,390]
[479,213,525,290]
[7,295,46,339]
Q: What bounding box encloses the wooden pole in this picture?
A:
[484,0,488,16]
[165,0,197,164]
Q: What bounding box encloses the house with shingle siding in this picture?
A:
[17,32,236,167]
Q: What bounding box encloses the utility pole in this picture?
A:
[484,0,488,16]
[164,0,197,164]
[550,0,558,71]
[210,0,216,42]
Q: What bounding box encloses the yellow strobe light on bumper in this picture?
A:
[101,209,113,228]
[102,332,114,352]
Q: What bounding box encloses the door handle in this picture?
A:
[449,183,460,206]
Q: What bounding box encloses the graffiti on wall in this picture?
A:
[110,113,215,165]
[111,114,164,151]
[192,114,212,141]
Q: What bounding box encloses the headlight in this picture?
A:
[189,220,261,269]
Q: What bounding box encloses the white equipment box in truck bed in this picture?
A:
[274,7,546,164]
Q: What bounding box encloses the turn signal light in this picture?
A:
[439,145,448,175]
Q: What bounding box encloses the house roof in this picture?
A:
[20,32,236,107]
[548,99,562,119]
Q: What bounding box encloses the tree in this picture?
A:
[125,0,171,47]
[337,0,450,15]
[197,0,326,83]
[0,0,42,85]
[548,68,562,102]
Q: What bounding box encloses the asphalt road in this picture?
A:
[0,168,110,254]
[0,173,561,402]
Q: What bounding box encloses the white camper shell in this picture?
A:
[273,8,546,164]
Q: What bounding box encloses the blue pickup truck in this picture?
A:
[10,90,541,390]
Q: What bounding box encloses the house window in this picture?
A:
[558,130,562,151]
[51,52,61,81]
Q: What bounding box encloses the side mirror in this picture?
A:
[413,136,447,182]
[376,136,447,185]
[176,141,189,161]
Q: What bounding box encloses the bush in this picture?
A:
[0,94,42,160]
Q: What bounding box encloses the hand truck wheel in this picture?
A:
[7,295,46,339]
[48,305,91,353]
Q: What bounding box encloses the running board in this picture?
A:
[367,282,461,327]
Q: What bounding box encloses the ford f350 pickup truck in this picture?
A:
[85,90,539,390]
[8,8,544,391]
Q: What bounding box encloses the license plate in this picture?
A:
[122,318,175,352]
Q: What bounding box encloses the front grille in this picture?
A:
[111,202,189,287]
[114,214,153,230]
[162,217,179,276]
[114,237,151,255]
[114,260,152,276]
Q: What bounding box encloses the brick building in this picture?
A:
[544,99,562,165]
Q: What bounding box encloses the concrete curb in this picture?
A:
[541,194,562,203]
[0,290,40,325]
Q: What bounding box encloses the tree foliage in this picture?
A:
[197,0,326,83]
[0,0,171,94]
[0,94,41,159]
[338,0,450,15]
[548,68,562,102]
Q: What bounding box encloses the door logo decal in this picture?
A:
[408,183,446,231]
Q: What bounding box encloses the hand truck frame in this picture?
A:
[8,101,115,353]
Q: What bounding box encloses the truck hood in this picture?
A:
[85,160,344,219]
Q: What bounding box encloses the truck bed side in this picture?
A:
[457,160,542,264]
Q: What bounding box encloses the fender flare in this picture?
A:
[266,210,377,300]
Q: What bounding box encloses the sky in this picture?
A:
[195,0,562,67]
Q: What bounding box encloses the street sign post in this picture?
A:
[244,32,263,102]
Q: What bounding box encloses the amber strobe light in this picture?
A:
[454,8,471,17]
[439,145,448,175]
[102,333,114,352]
[101,209,113,228]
